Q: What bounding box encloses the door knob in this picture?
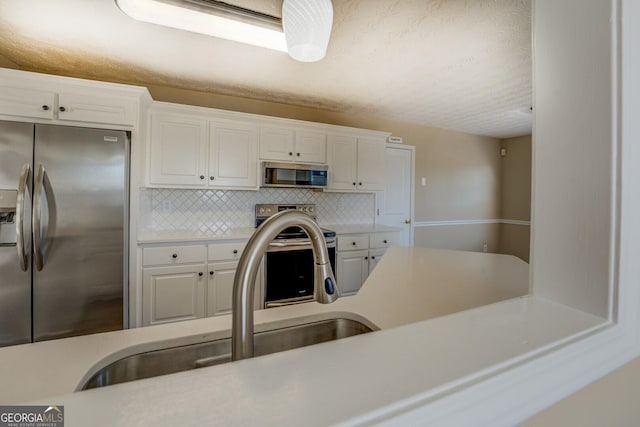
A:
[404,219,411,224]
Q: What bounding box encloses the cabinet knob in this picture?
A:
[172,253,178,258]
[352,242,356,246]
[59,106,66,112]
[198,272,203,277]
[383,240,388,244]
[233,249,238,254]
[352,182,357,186]
[288,152,293,156]
[365,256,369,260]
[42,105,49,111]
[200,175,205,180]
[296,152,301,157]
[210,176,215,181]
[358,182,363,186]
[209,271,214,276]
[371,256,376,260]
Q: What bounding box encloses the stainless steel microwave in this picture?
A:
[262,162,328,189]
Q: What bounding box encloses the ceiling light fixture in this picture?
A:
[115,0,287,53]
[115,0,334,62]
[282,0,333,62]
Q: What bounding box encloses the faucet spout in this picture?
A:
[231,210,338,361]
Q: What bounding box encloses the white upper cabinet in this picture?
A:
[146,101,389,189]
[209,121,258,188]
[0,69,141,126]
[56,92,137,126]
[355,137,386,190]
[149,113,208,186]
[0,86,56,120]
[259,127,295,161]
[148,107,259,189]
[327,135,385,192]
[259,126,326,164]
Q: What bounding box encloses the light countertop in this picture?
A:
[0,248,606,426]
[137,224,401,244]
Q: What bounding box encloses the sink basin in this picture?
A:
[81,317,374,390]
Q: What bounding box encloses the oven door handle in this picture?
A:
[269,241,313,248]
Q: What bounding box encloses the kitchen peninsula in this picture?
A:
[0,247,605,426]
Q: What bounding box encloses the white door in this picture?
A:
[376,144,414,246]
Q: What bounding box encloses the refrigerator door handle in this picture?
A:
[15,163,30,272]
[32,164,55,271]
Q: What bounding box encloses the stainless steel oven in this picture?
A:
[256,204,336,308]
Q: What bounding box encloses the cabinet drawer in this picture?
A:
[143,245,206,266]
[208,241,247,261]
[369,232,399,249]
[337,234,369,251]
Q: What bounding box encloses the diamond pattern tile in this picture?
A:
[139,188,375,234]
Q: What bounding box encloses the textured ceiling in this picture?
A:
[0,0,531,138]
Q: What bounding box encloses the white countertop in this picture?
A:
[137,224,401,244]
[0,248,606,426]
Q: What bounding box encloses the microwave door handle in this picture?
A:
[15,163,30,272]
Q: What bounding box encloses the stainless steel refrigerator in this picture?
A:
[0,120,128,347]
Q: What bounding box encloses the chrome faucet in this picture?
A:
[231,210,339,361]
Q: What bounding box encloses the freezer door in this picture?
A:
[33,125,128,342]
[0,121,33,347]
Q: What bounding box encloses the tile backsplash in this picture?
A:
[139,188,375,234]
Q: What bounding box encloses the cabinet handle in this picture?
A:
[42,105,49,111]
[172,253,178,258]
[59,106,66,112]
[210,176,215,181]
[198,272,203,277]
[233,249,238,254]
[200,175,205,180]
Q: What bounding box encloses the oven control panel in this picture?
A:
[255,204,316,220]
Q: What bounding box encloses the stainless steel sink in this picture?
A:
[81,317,374,390]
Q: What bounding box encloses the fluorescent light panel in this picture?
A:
[115,0,287,52]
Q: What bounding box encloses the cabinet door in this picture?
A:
[57,92,136,125]
[336,250,369,295]
[207,261,238,316]
[356,138,386,191]
[295,131,326,163]
[368,248,387,276]
[207,260,263,316]
[327,135,358,190]
[209,122,258,188]
[149,114,208,186]
[0,86,55,120]
[259,127,295,162]
[142,264,206,326]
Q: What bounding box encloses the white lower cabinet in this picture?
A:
[336,250,369,295]
[336,231,399,295]
[142,264,206,326]
[141,241,262,326]
[207,261,238,316]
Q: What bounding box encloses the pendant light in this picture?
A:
[282,0,334,62]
